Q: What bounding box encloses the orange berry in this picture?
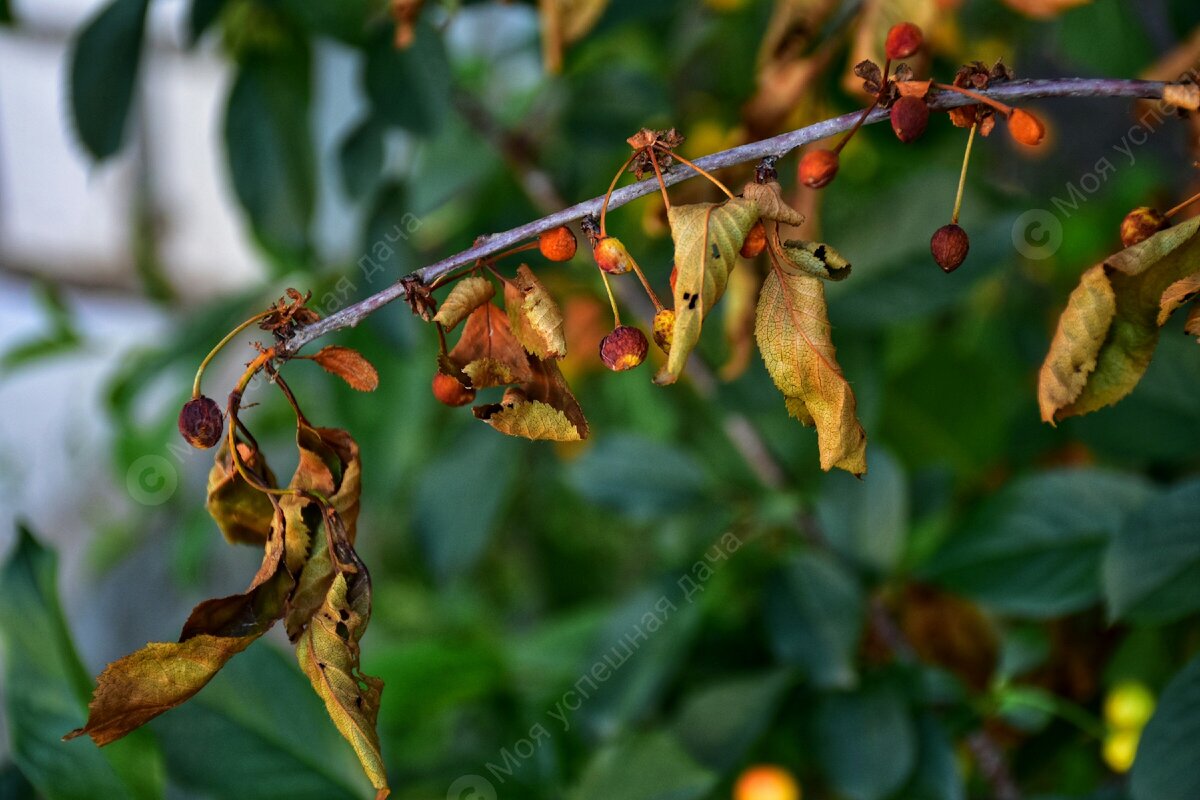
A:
[740,221,767,257]
[885,22,923,60]
[599,325,648,370]
[431,371,475,406]
[798,149,839,189]
[593,236,633,274]
[1008,109,1046,146]
[538,225,577,262]
[178,396,224,449]
[734,765,801,800]
[1119,206,1168,248]
[890,96,929,143]
[931,223,970,273]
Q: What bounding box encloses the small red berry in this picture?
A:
[593,236,633,275]
[931,224,970,273]
[799,149,839,189]
[539,226,577,262]
[890,96,929,143]
[1120,207,1168,248]
[599,325,648,371]
[178,395,224,449]
[432,371,475,406]
[1008,109,1046,147]
[740,221,767,257]
[885,22,924,61]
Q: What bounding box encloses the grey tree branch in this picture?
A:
[282,77,1170,355]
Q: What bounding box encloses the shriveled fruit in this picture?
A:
[599,325,648,370]
[178,396,224,449]
[652,308,675,352]
[1119,206,1168,248]
[890,96,929,143]
[593,236,633,274]
[931,224,970,272]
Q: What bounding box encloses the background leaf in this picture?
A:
[813,679,917,800]
[1131,654,1200,800]
[68,0,149,160]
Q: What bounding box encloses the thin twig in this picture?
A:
[280,78,1168,356]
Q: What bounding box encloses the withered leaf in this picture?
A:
[775,240,852,281]
[743,181,806,226]
[1039,215,1200,422]
[449,302,533,388]
[720,259,761,381]
[656,196,761,385]
[1158,273,1200,325]
[206,440,276,546]
[538,0,608,73]
[756,267,867,475]
[312,345,380,392]
[432,276,495,332]
[475,356,588,441]
[505,264,566,359]
[1187,304,1200,339]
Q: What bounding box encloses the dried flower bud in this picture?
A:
[799,149,839,189]
[653,308,675,353]
[740,222,767,258]
[931,224,970,273]
[599,325,648,371]
[178,395,224,449]
[885,22,924,60]
[890,96,930,143]
[593,236,633,275]
[1008,109,1045,146]
[538,226,577,262]
[432,371,475,407]
[1120,207,1169,248]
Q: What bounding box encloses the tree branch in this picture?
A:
[282,77,1169,355]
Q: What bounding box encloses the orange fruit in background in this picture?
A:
[734,765,801,800]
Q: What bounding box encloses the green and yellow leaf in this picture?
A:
[206,440,276,546]
[775,240,852,281]
[756,267,867,475]
[505,264,566,359]
[474,357,588,441]
[656,196,761,385]
[432,275,494,331]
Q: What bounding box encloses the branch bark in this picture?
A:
[282,77,1169,354]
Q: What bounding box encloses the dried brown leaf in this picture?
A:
[449,303,533,387]
[312,345,379,392]
[206,440,276,546]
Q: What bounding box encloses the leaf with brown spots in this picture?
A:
[448,302,533,388]
[311,345,379,392]
[474,357,588,441]
[432,276,495,331]
[505,265,566,359]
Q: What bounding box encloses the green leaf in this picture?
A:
[765,551,863,689]
[814,680,917,800]
[816,446,907,573]
[0,526,164,800]
[571,732,716,800]
[224,43,315,265]
[670,670,791,772]
[338,115,387,200]
[363,24,452,135]
[566,435,709,520]
[656,196,761,385]
[923,469,1155,617]
[0,0,12,25]
[1040,215,1200,422]
[1105,478,1200,623]
[151,644,371,799]
[1131,653,1200,800]
[905,714,965,800]
[68,0,149,160]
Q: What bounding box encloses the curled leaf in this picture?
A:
[432,276,494,331]
[756,268,867,475]
[505,264,567,359]
[1039,216,1200,422]
[1158,273,1200,325]
[475,357,588,441]
[656,197,761,385]
[206,440,276,545]
[312,345,379,392]
[776,240,852,281]
[449,302,533,388]
[743,181,805,227]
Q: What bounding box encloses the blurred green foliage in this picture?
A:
[4,0,1200,798]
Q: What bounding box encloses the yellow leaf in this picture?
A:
[432,276,494,331]
[1158,273,1200,325]
[655,197,761,385]
[312,345,380,392]
[720,261,761,381]
[474,357,588,441]
[756,267,867,474]
[1039,216,1200,422]
[505,264,567,359]
[743,181,806,226]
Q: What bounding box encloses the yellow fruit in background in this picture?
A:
[734,765,800,800]
[1104,681,1156,731]
[1103,728,1140,773]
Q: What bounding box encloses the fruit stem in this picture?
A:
[833,58,890,156]
[952,123,977,225]
[600,151,640,236]
[934,82,1015,117]
[626,250,665,311]
[192,310,273,399]
[1164,188,1200,219]
[599,270,622,326]
[656,146,735,198]
[647,147,673,211]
